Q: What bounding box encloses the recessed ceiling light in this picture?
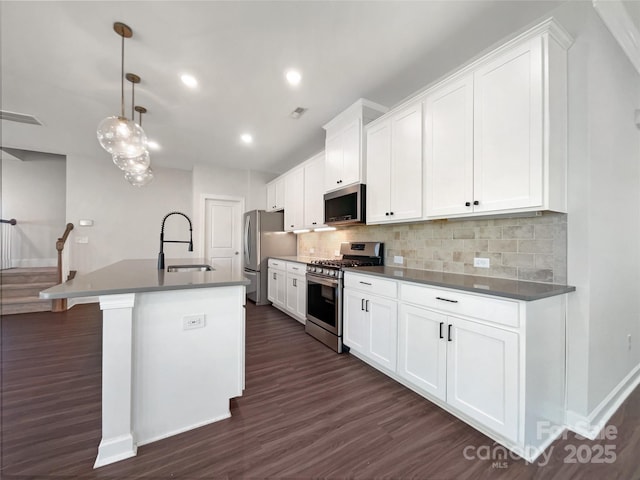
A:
[240,133,253,144]
[181,74,198,88]
[146,140,161,151]
[285,69,302,86]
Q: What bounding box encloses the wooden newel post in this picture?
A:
[52,223,74,312]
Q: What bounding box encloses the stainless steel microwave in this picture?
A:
[324,184,366,226]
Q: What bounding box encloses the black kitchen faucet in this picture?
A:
[157,211,193,269]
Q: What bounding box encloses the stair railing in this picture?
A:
[52,223,74,312]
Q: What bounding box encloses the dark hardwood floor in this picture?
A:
[1,302,639,479]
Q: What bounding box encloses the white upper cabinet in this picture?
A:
[284,168,304,231]
[424,74,474,218]
[472,37,543,213]
[323,99,387,193]
[422,19,572,219]
[366,102,423,224]
[266,177,285,212]
[365,120,392,224]
[303,152,326,229]
[390,104,423,221]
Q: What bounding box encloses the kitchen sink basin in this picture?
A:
[166,264,213,272]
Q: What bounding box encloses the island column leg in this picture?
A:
[94,293,137,468]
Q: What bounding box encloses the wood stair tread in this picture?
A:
[1,267,57,275]
[1,296,52,305]
[1,282,57,290]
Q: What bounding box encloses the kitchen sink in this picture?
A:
[166,264,213,272]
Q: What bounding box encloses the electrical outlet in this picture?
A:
[309,247,315,254]
[183,314,205,330]
[75,236,89,244]
[628,334,632,351]
[334,250,340,257]
[394,255,404,264]
[473,257,490,268]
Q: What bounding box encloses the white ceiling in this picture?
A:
[1,0,566,175]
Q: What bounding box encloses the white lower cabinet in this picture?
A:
[267,260,286,310]
[398,303,518,441]
[285,264,306,324]
[344,289,397,372]
[268,259,306,324]
[397,304,447,400]
[344,271,568,462]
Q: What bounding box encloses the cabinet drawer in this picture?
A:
[344,273,397,299]
[400,283,519,328]
[268,258,286,270]
[286,262,306,274]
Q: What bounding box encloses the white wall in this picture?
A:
[191,164,274,212]
[557,1,640,426]
[64,156,274,276]
[1,152,66,267]
[66,154,193,275]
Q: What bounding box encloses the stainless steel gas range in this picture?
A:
[305,241,384,353]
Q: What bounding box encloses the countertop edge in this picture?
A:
[268,255,312,264]
[343,267,575,301]
[40,279,250,300]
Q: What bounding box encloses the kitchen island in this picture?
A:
[41,259,249,468]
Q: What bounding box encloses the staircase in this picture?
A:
[0,267,58,315]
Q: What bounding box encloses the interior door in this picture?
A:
[205,198,242,276]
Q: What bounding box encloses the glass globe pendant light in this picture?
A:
[125,166,154,187]
[96,22,147,158]
[113,76,151,173]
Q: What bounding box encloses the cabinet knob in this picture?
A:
[474,200,479,206]
[385,212,389,216]
[465,202,471,207]
[390,212,394,215]
[312,222,317,225]
[290,225,294,228]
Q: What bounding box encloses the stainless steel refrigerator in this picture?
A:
[243,210,297,305]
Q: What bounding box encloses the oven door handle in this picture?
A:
[306,273,340,287]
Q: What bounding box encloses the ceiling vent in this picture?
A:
[0,110,42,126]
[289,107,307,120]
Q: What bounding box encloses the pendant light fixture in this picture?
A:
[113,74,151,174]
[127,104,153,186]
[125,166,154,187]
[96,22,147,159]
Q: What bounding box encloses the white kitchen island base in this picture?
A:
[94,285,245,468]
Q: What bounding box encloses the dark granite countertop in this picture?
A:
[343,266,575,301]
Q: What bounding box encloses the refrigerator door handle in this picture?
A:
[244,214,251,266]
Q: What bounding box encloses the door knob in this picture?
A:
[235,252,239,255]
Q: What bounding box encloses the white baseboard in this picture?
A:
[566,363,640,439]
[68,297,99,309]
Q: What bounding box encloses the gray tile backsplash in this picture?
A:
[297,212,568,284]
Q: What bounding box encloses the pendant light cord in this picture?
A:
[120,32,125,118]
[131,81,135,121]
